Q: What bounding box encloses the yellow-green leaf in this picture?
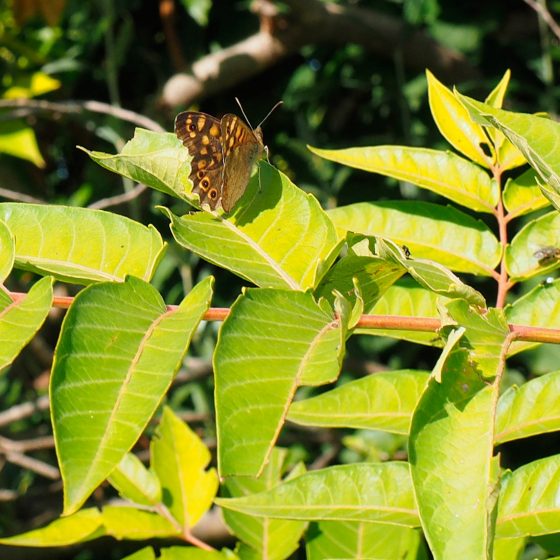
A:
[427,70,493,168]
[0,121,45,167]
[309,145,497,212]
[151,407,219,530]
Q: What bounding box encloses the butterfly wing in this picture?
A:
[175,111,225,209]
[220,114,264,212]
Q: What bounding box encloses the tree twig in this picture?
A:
[88,183,148,210]
[0,99,165,132]
[0,186,45,204]
[523,0,560,41]
[161,0,478,107]
[0,395,50,428]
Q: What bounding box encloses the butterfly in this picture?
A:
[174,101,281,212]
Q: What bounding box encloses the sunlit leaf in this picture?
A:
[506,211,560,280]
[309,145,497,212]
[315,254,404,312]
[410,349,500,558]
[0,220,14,284]
[427,70,493,168]
[215,289,344,477]
[216,462,418,526]
[52,276,213,514]
[102,506,178,540]
[162,163,342,290]
[503,169,550,219]
[3,71,61,98]
[80,129,192,201]
[288,369,429,434]
[151,407,219,530]
[446,301,509,376]
[121,546,157,560]
[362,278,444,346]
[378,238,486,306]
[160,547,234,560]
[0,120,45,167]
[108,452,162,506]
[329,201,500,276]
[484,70,526,170]
[222,448,307,560]
[306,520,425,560]
[0,203,166,284]
[0,276,53,374]
[457,94,560,211]
[497,456,560,538]
[506,279,560,355]
[495,370,560,444]
[0,509,104,546]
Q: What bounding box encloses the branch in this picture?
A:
[7,290,560,345]
[523,0,560,41]
[161,0,478,107]
[0,99,165,132]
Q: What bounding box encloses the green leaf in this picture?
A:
[493,537,526,560]
[162,164,342,290]
[506,211,560,280]
[496,456,560,538]
[409,349,499,558]
[378,238,486,307]
[503,168,550,219]
[151,407,219,531]
[363,278,445,346]
[445,300,509,376]
[427,70,493,168]
[0,276,53,374]
[102,506,179,540]
[328,201,500,276]
[306,521,424,560]
[0,508,104,546]
[215,289,343,477]
[216,462,418,526]
[495,370,560,444]
[308,145,497,213]
[3,71,61,98]
[51,276,213,514]
[506,279,560,356]
[108,452,162,506]
[485,70,510,108]
[288,369,429,434]
[484,70,526,171]
[0,203,166,284]
[457,94,560,210]
[315,254,404,312]
[121,546,157,560]
[0,120,45,167]
[160,547,234,560]
[80,129,192,202]
[0,220,14,283]
[180,0,212,26]
[222,448,307,560]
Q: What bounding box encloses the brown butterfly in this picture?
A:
[175,101,281,212]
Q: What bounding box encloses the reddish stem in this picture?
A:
[493,166,510,308]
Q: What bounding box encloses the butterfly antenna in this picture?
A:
[256,100,283,129]
[235,97,254,129]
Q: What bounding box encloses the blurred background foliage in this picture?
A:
[2,0,560,557]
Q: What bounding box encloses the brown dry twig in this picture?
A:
[161,0,478,107]
[523,0,560,41]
